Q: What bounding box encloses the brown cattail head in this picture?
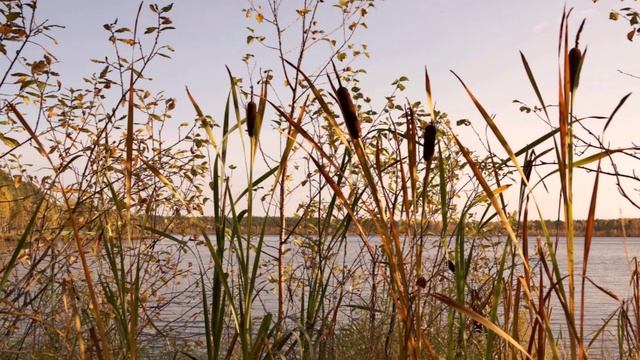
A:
[336,86,361,140]
[568,47,582,92]
[523,156,533,183]
[246,100,257,137]
[423,124,436,162]
[447,259,456,274]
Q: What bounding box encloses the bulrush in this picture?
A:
[330,61,361,139]
[246,99,257,138]
[423,124,436,162]
[569,18,586,92]
[568,47,582,91]
[447,259,456,274]
[336,86,361,140]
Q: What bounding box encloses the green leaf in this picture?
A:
[456,119,471,126]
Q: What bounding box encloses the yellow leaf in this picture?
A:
[13,175,22,188]
[476,184,511,203]
[31,60,48,74]
[118,38,136,46]
[0,134,19,148]
[256,12,264,23]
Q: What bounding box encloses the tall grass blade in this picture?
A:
[0,195,45,291]
[579,162,601,358]
[520,51,550,121]
[431,293,532,359]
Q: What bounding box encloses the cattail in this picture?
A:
[336,86,361,140]
[246,100,257,138]
[423,124,436,162]
[523,157,533,183]
[568,47,582,91]
[447,259,456,274]
[570,18,586,92]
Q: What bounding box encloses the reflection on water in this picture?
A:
[1,236,639,355]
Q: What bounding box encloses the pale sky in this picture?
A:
[31,0,640,220]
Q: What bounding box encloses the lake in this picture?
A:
[1,235,638,356]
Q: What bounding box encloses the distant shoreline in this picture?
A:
[1,232,638,243]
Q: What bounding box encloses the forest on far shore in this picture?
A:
[159,216,640,238]
[3,169,638,239]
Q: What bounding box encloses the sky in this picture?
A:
[29,0,640,220]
